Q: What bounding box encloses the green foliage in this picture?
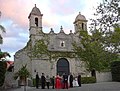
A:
[0,11,6,44]
[32,78,36,87]
[111,61,120,81]
[73,30,118,72]
[0,25,5,33]
[0,51,10,87]
[0,62,7,87]
[81,77,96,84]
[90,0,120,53]
[0,52,11,59]
[50,51,75,59]
[32,78,42,87]
[90,0,120,33]
[14,64,30,80]
[31,39,50,58]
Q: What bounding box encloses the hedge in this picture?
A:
[111,61,120,82]
[81,77,96,84]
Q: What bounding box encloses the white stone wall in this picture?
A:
[30,57,88,78]
[96,71,112,82]
[31,59,51,78]
[14,50,32,74]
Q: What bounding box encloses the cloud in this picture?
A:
[0,37,27,61]
[0,0,31,28]
[48,0,86,15]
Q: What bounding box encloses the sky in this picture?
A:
[0,0,101,61]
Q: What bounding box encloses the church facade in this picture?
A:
[14,5,89,78]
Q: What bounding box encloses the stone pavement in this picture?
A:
[2,82,120,91]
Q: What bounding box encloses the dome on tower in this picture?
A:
[74,12,87,23]
[28,4,42,18]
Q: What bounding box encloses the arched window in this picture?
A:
[35,18,38,26]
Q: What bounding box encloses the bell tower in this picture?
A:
[74,12,87,35]
[28,4,43,35]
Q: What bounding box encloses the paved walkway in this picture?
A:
[2,82,120,91]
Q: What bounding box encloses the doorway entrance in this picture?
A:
[57,58,70,76]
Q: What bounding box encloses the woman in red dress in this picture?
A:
[55,74,62,89]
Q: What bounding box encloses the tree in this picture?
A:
[14,64,30,91]
[0,11,6,44]
[90,0,120,53]
[73,29,118,72]
[0,61,6,87]
[0,52,11,87]
[14,64,30,80]
[73,0,120,72]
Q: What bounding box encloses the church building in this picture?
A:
[14,5,89,78]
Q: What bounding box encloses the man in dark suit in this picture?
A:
[51,76,55,89]
[69,73,73,88]
[35,72,39,89]
[41,73,46,89]
[63,73,68,89]
[77,73,81,87]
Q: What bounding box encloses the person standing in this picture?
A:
[77,73,81,87]
[51,76,55,89]
[55,73,62,89]
[63,73,68,89]
[35,72,39,89]
[46,75,50,89]
[41,73,46,89]
[73,77,79,87]
[69,73,73,88]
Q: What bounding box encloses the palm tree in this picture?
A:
[0,11,6,44]
[14,64,30,83]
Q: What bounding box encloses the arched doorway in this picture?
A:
[57,58,70,76]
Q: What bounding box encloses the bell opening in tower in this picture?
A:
[82,23,84,30]
[35,17,38,26]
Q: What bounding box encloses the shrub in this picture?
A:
[0,61,7,87]
[32,78,41,87]
[32,78,36,87]
[111,61,120,81]
[14,64,31,86]
[81,77,96,84]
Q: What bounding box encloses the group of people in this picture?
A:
[35,72,81,89]
[36,72,54,89]
[55,73,81,89]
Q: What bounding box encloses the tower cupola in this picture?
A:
[28,4,42,18]
[74,12,87,34]
[28,4,43,35]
